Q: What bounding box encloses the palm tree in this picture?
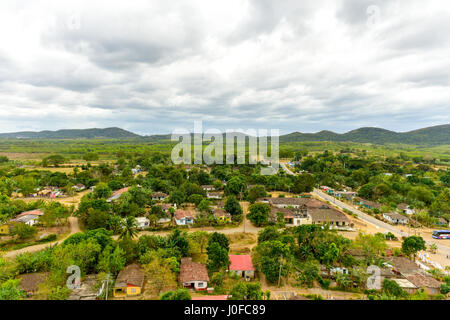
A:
[119,216,138,240]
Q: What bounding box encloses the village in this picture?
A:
[1,152,449,301]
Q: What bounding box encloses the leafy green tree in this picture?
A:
[169,190,185,205]
[248,185,267,203]
[12,223,37,240]
[167,230,190,257]
[0,279,25,300]
[225,177,246,198]
[189,231,210,254]
[382,279,405,298]
[160,289,191,300]
[292,173,315,193]
[297,260,320,288]
[93,183,112,199]
[224,196,242,216]
[402,236,426,261]
[187,194,203,206]
[119,216,138,240]
[83,152,99,162]
[208,232,229,252]
[207,242,229,272]
[97,245,126,275]
[198,199,212,213]
[247,203,270,226]
[257,226,281,243]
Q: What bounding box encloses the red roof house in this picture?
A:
[229,255,255,278]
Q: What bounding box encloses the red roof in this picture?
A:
[229,255,254,271]
[16,209,44,218]
[113,187,129,196]
[192,295,229,300]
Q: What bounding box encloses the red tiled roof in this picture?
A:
[180,258,209,283]
[16,209,44,218]
[229,255,254,271]
[113,187,129,196]
[174,209,193,220]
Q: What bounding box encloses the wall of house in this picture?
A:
[183,281,208,290]
[233,270,255,278]
[0,225,9,234]
[126,286,141,296]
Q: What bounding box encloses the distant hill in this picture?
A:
[0,127,140,139]
[0,124,448,145]
[279,124,450,145]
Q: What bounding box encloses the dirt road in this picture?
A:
[3,216,80,259]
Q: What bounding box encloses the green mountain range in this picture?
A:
[0,127,140,139]
[0,124,448,145]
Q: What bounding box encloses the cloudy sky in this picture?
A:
[0,0,449,135]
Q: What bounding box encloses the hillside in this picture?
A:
[279,125,450,145]
[0,127,140,139]
[0,124,448,145]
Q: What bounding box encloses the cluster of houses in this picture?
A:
[112,254,255,298]
[258,197,352,230]
[383,256,442,295]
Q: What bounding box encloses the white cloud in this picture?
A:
[0,0,449,134]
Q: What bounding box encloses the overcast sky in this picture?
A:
[0,0,449,135]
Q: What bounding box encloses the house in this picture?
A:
[308,206,351,229]
[11,209,44,226]
[270,206,312,226]
[18,273,47,296]
[106,187,129,203]
[152,192,168,201]
[72,184,86,192]
[213,209,231,223]
[229,255,255,279]
[131,165,142,175]
[206,192,223,199]
[135,217,150,229]
[259,197,307,209]
[333,191,358,200]
[385,256,442,294]
[113,264,145,298]
[180,257,209,291]
[320,186,334,194]
[174,209,194,225]
[398,203,415,215]
[404,273,441,295]
[392,278,418,295]
[355,197,382,210]
[0,224,9,235]
[383,212,409,225]
[201,185,215,191]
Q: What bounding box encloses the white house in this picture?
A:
[398,203,415,215]
[152,192,168,201]
[11,209,44,226]
[206,192,223,199]
[383,212,409,225]
[180,258,209,291]
[135,217,150,229]
[174,209,194,225]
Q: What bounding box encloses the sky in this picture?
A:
[0,0,449,135]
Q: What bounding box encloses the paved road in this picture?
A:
[280,161,450,257]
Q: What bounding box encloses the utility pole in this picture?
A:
[277,255,283,287]
[102,273,112,300]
